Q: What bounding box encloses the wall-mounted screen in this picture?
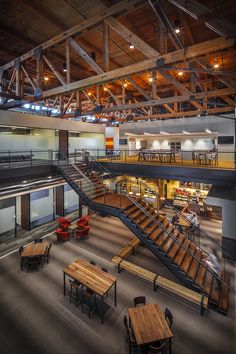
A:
[119,138,128,145]
[218,136,234,144]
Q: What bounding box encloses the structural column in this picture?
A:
[21,194,30,231]
[59,130,69,159]
[55,186,64,216]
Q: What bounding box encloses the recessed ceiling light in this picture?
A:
[129,43,134,49]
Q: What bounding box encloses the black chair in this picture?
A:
[19,246,23,255]
[134,296,146,307]
[101,267,108,273]
[34,238,43,243]
[42,243,52,265]
[165,308,173,354]
[26,257,38,272]
[123,315,137,354]
[69,279,81,307]
[81,288,97,319]
[20,256,28,271]
[148,341,166,353]
[90,260,96,266]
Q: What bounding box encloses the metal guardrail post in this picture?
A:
[30,150,33,167]
[8,150,10,168]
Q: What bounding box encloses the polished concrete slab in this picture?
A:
[0,214,235,354]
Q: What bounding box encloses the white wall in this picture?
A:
[30,189,53,223]
[69,132,105,153]
[0,206,15,233]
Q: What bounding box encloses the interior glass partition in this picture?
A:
[0,198,16,242]
[30,188,54,229]
[64,184,79,215]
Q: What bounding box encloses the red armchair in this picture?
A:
[55,228,70,241]
[57,217,71,230]
[75,225,90,239]
[76,215,90,227]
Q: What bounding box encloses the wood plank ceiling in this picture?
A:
[0,0,235,124]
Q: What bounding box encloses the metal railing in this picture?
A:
[78,148,236,170]
[120,189,229,289]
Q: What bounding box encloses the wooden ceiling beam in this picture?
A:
[0,0,142,72]
[38,37,235,99]
[76,87,235,115]
[167,0,236,37]
[104,16,159,57]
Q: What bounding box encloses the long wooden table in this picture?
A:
[63,259,117,323]
[128,303,173,346]
[21,242,48,257]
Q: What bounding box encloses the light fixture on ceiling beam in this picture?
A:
[63,63,67,72]
[213,58,219,69]
[123,82,127,87]
[205,128,212,133]
[103,87,108,91]
[148,76,153,82]
[178,71,183,76]
[183,130,191,134]
[44,76,49,81]
[129,43,134,49]
[174,17,181,34]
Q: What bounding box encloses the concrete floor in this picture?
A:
[0,214,235,354]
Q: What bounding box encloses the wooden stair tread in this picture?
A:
[209,277,220,304]
[173,239,191,266]
[155,225,174,247]
[167,233,186,259]
[180,243,197,273]
[218,271,230,311]
[202,270,214,295]
[194,263,207,288]
[138,211,157,229]
[187,249,203,281]
[161,232,178,253]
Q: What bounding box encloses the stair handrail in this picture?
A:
[86,151,115,179]
[116,178,232,261]
[120,188,229,288]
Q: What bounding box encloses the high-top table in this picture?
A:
[63,259,117,323]
[21,242,48,257]
[128,303,173,346]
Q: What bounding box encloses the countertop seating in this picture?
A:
[128,303,173,347]
[63,259,117,323]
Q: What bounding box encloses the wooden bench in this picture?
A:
[156,275,208,315]
[117,259,157,290]
[112,258,208,315]
[116,237,141,260]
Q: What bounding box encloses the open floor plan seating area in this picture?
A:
[58,158,230,314]
[0,212,234,354]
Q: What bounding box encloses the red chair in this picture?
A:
[57,217,71,230]
[76,215,90,227]
[75,225,90,239]
[55,228,70,241]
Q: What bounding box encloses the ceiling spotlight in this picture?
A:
[88,92,92,96]
[174,18,181,34]
[44,76,49,81]
[148,77,153,82]
[213,60,219,69]
[129,43,134,49]
[104,87,108,91]
[123,82,127,88]
[63,63,67,72]
[205,128,212,133]
[178,71,183,76]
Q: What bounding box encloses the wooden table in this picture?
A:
[68,222,78,230]
[63,259,117,323]
[177,215,190,228]
[128,303,173,346]
[21,242,48,257]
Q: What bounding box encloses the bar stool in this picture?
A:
[69,279,81,307]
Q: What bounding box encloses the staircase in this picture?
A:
[58,158,230,314]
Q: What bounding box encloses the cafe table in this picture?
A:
[128,303,173,346]
[21,242,48,258]
[63,259,117,323]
